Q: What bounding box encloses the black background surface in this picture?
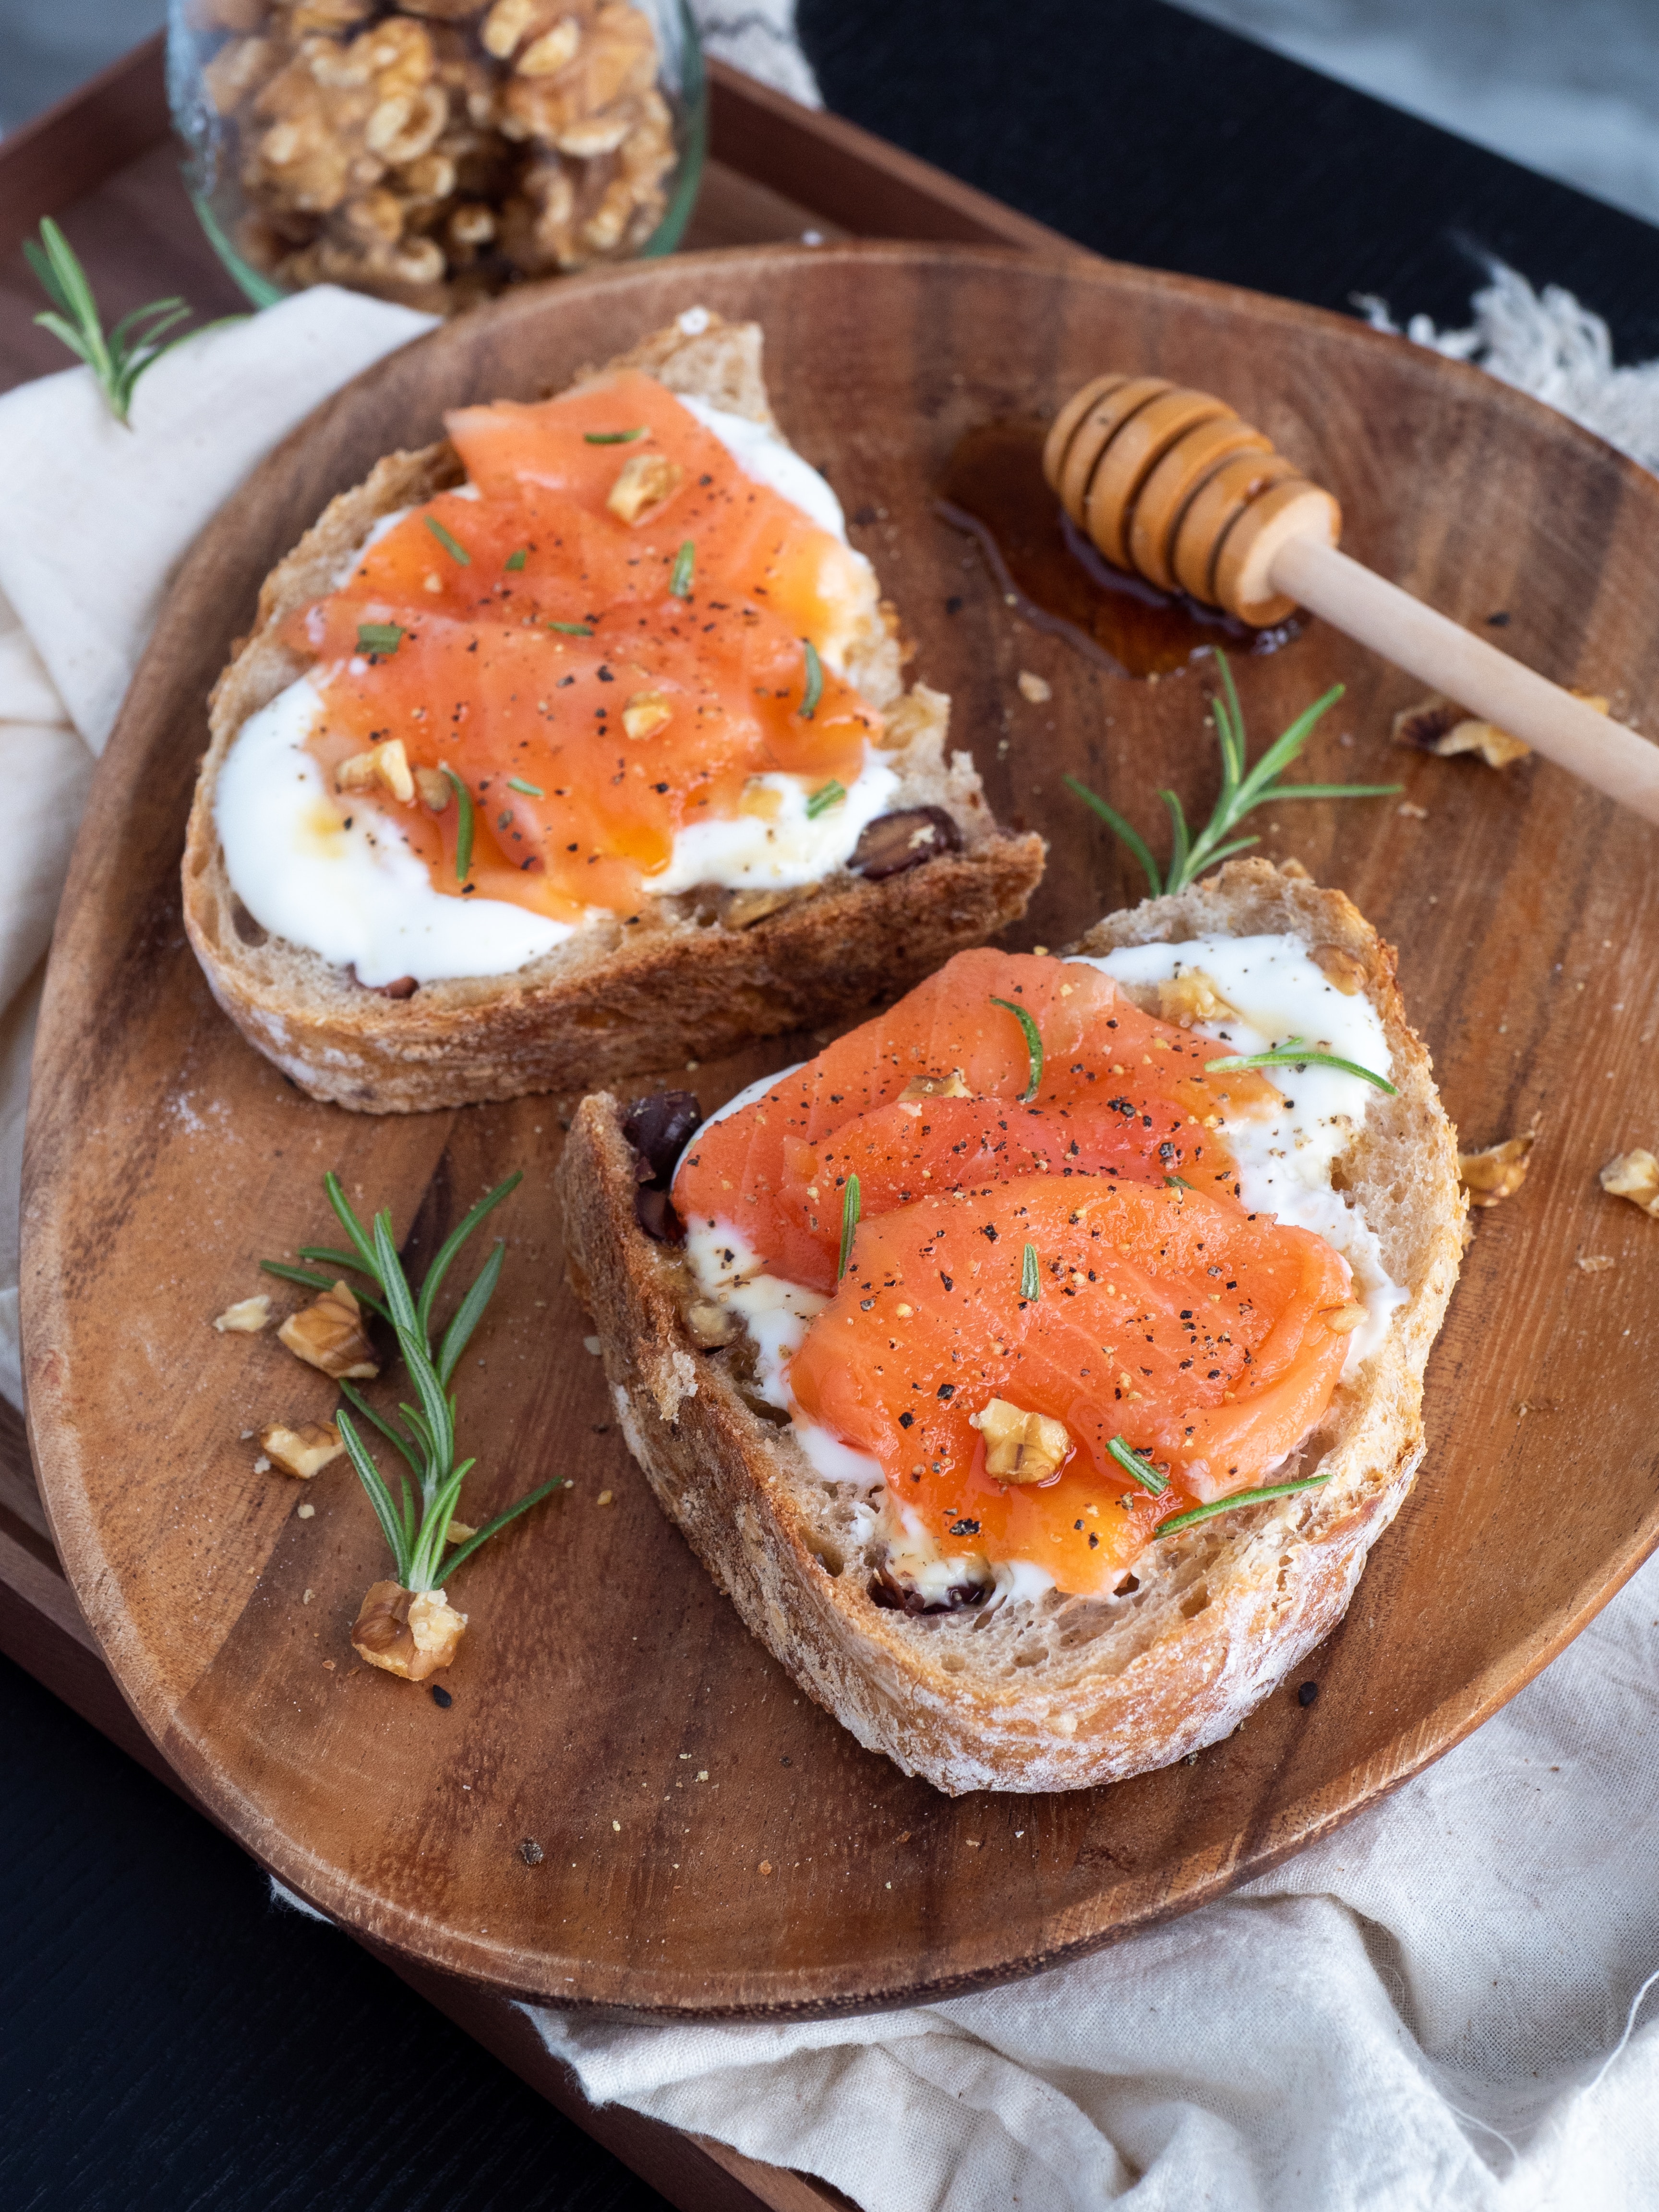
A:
[8,2,1657,2205]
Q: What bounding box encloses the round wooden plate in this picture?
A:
[23,243,1659,2020]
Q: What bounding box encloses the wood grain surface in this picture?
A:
[22,241,1659,2020]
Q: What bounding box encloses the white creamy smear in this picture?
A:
[1072,933,1408,1370]
[677,932,1407,1606]
[218,397,893,985]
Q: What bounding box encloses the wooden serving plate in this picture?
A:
[24,241,1659,2020]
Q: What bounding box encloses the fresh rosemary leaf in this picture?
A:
[1155,1471,1332,1537]
[357,622,404,657]
[1164,1173,1192,1191]
[805,778,845,818]
[415,1172,522,1341]
[425,515,471,565]
[670,539,696,598]
[1063,773,1163,897]
[989,995,1043,1102]
[261,1255,393,1325]
[507,776,544,796]
[1021,1243,1041,1300]
[799,638,824,720]
[505,548,529,571]
[838,1174,861,1282]
[546,620,593,636]
[1106,1434,1168,1495]
[443,769,475,881]
[1204,1037,1396,1094]
[441,1477,571,1576]
[25,218,240,427]
[585,427,646,444]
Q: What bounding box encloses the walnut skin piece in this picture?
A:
[1600,1148,1659,1217]
[969,1397,1072,1482]
[213,1293,271,1333]
[278,1280,380,1378]
[338,735,415,801]
[1320,1301,1367,1335]
[260,1421,346,1478]
[606,449,682,524]
[1457,1134,1535,1208]
[351,1581,468,1678]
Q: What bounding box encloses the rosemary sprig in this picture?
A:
[805,779,845,818]
[507,776,545,797]
[443,768,475,881]
[1065,651,1400,897]
[586,427,646,444]
[1204,1036,1396,1094]
[1164,1172,1192,1192]
[1155,1471,1332,1538]
[990,995,1043,1102]
[799,638,824,719]
[670,540,696,597]
[546,620,593,637]
[505,548,529,572]
[357,622,404,658]
[425,515,471,565]
[268,1171,565,1592]
[838,1175,861,1281]
[1106,1434,1168,1496]
[26,217,241,427]
[1020,1243,1041,1300]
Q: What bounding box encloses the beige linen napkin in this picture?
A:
[0,285,437,1402]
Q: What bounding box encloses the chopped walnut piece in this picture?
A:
[1016,670,1051,704]
[260,1421,346,1479]
[414,765,452,811]
[445,1517,478,1542]
[1392,690,1604,770]
[900,1069,972,1102]
[1457,1135,1535,1208]
[1311,943,1368,995]
[338,736,415,802]
[1320,1301,1367,1335]
[351,1580,467,1679]
[684,1298,735,1347]
[279,1279,380,1378]
[213,1294,271,1334]
[1600,1147,1659,1217]
[606,448,682,523]
[969,1397,1072,1482]
[622,690,672,740]
[518,17,582,75]
[738,778,782,820]
[1156,970,1235,1027]
[1576,1254,1616,1274]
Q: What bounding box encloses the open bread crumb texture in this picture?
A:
[559,861,1466,1795]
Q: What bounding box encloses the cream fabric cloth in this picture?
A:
[4,252,1655,2208]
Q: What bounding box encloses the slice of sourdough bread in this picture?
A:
[182,314,1045,1113]
[555,859,1466,1795]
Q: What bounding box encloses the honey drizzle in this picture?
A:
[937,419,1299,678]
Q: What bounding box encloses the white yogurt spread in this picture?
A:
[1071,932,1407,1370]
[219,397,892,984]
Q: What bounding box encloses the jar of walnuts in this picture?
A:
[167,0,705,313]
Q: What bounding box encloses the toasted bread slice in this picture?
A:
[181,315,1044,1112]
[556,860,1465,1794]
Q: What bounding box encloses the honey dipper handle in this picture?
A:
[1269,536,1659,826]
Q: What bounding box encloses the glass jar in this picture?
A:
[167,0,705,313]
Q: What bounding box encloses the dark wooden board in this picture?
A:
[22,239,1659,2020]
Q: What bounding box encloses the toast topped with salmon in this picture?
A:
[556,860,1464,1794]
[182,311,1044,1111]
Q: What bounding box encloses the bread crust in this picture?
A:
[556,860,1466,1795]
[181,317,1044,1112]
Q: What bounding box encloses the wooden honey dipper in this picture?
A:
[1045,374,1659,824]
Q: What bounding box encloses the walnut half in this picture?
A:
[351,1581,467,1679]
[279,1279,380,1378]
[1457,1135,1535,1208]
[970,1397,1072,1482]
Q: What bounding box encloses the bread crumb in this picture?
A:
[1017,671,1051,703]
[214,1294,270,1334]
[584,1335,601,1354]
[302,1588,314,1604]
[1576,1254,1616,1273]
[759,1860,773,1875]
[296,1501,315,1519]
[612,1819,621,1831]
[252,1454,272,1473]
[596,1489,614,1505]
[697,1769,709,1781]
[1397,802,1428,819]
